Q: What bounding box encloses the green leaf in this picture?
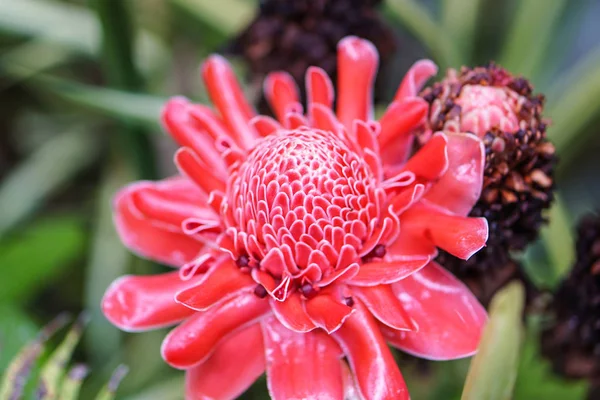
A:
[545,45,600,167]
[123,375,185,400]
[0,0,167,77]
[37,314,88,399]
[461,282,524,400]
[0,216,86,302]
[0,40,75,88]
[384,0,462,69]
[499,0,568,79]
[83,161,133,367]
[94,0,157,179]
[0,304,38,371]
[540,193,575,286]
[441,0,483,63]
[0,127,101,236]
[514,318,588,399]
[170,0,255,43]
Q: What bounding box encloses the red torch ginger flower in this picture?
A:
[102,37,489,400]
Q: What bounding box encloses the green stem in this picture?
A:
[93,0,157,179]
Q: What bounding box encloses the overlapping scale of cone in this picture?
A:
[101,37,489,400]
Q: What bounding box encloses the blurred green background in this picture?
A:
[0,0,599,399]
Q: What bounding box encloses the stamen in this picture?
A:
[236,254,250,268]
[300,283,318,299]
[361,244,387,263]
[344,296,355,307]
[254,284,268,298]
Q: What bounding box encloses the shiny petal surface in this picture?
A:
[175,259,255,311]
[401,204,488,260]
[349,257,430,286]
[114,180,204,266]
[264,71,301,123]
[332,302,409,400]
[102,272,195,332]
[305,294,354,334]
[336,36,378,129]
[161,293,270,369]
[383,262,487,360]
[263,317,344,400]
[202,55,256,149]
[185,324,265,400]
[271,293,317,333]
[423,132,485,216]
[394,59,438,101]
[352,285,415,331]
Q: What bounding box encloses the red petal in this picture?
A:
[332,302,409,400]
[423,132,485,216]
[113,180,205,266]
[270,293,317,333]
[174,147,226,194]
[185,324,264,400]
[161,98,227,176]
[161,292,270,369]
[102,272,195,332]
[175,259,255,311]
[202,55,257,149]
[305,294,354,334]
[262,317,344,400]
[379,98,429,164]
[349,257,430,286]
[307,66,334,110]
[397,132,448,181]
[401,204,488,260]
[336,36,378,129]
[382,262,487,360]
[264,71,301,124]
[394,60,438,101]
[352,285,416,331]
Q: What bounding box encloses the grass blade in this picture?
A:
[0,128,100,237]
[171,0,255,39]
[94,365,129,400]
[0,0,167,76]
[0,314,70,400]
[58,365,90,400]
[545,45,600,167]
[499,0,568,78]
[93,0,157,179]
[83,161,133,367]
[35,314,88,400]
[461,282,524,400]
[441,0,482,62]
[384,0,462,69]
[540,193,575,285]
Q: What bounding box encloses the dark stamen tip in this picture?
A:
[300,283,317,299]
[236,254,250,268]
[344,296,355,307]
[254,284,268,298]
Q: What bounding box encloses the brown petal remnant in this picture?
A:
[541,213,600,399]
[420,63,557,306]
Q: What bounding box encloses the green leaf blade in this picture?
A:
[461,282,525,400]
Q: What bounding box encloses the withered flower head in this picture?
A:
[420,63,557,303]
[541,213,600,393]
[230,0,396,107]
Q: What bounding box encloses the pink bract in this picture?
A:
[102,36,489,400]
